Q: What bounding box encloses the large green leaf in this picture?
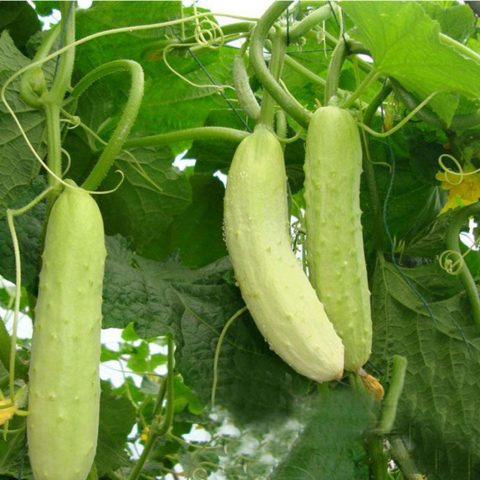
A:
[343,1,480,124]
[74,2,239,137]
[371,258,480,479]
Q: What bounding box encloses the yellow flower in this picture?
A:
[436,169,480,213]
[0,399,17,425]
[140,426,150,442]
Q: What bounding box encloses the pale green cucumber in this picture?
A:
[304,106,372,372]
[224,127,344,382]
[27,182,106,480]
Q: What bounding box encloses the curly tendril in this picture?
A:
[162,43,234,93]
[192,467,209,480]
[438,249,464,275]
[438,153,480,186]
[436,154,480,213]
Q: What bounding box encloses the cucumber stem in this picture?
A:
[250,1,312,128]
[367,436,389,480]
[325,38,346,105]
[390,436,425,480]
[376,355,408,436]
[44,102,63,203]
[49,1,76,101]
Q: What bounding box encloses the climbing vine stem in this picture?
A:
[445,202,480,330]
[250,0,311,128]
[258,28,286,129]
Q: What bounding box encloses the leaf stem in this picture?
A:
[124,126,248,149]
[283,54,325,86]
[211,307,247,406]
[76,60,144,191]
[361,83,393,255]
[43,1,75,206]
[343,68,380,110]
[258,28,286,129]
[438,32,480,63]
[250,1,311,128]
[391,80,446,129]
[288,4,333,43]
[445,202,480,329]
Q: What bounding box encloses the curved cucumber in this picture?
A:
[304,106,372,372]
[233,51,261,121]
[224,127,344,382]
[27,183,106,480]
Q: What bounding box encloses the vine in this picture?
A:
[444,202,480,329]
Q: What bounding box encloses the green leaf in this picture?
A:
[100,346,122,362]
[360,128,443,261]
[173,375,204,415]
[74,2,239,138]
[0,176,46,288]
[0,428,29,479]
[0,2,40,52]
[343,1,480,124]
[0,31,45,211]
[121,322,139,341]
[32,1,59,18]
[95,382,137,475]
[371,258,480,479]
[95,148,192,261]
[422,3,476,43]
[126,341,150,373]
[270,387,374,480]
[167,174,227,268]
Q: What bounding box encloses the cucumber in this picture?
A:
[224,126,344,383]
[27,182,106,480]
[304,106,372,372]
